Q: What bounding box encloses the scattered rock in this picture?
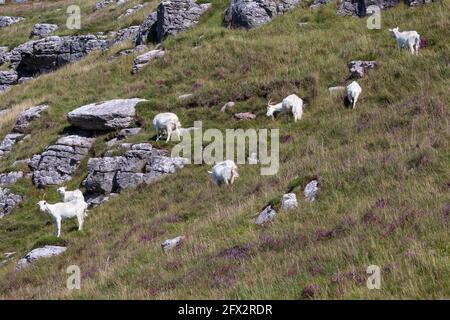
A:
[224,0,300,29]
[0,171,24,186]
[95,0,115,10]
[83,143,186,195]
[16,246,66,270]
[30,24,58,39]
[162,235,185,252]
[304,179,319,202]
[281,193,298,210]
[114,25,140,44]
[132,49,165,73]
[310,0,330,9]
[348,60,377,79]
[0,16,24,29]
[13,104,49,133]
[337,0,398,16]
[68,98,146,131]
[407,0,433,6]
[0,187,23,219]
[0,134,24,157]
[119,3,148,19]
[29,135,94,187]
[0,70,18,85]
[234,112,256,120]
[220,101,235,112]
[255,206,276,225]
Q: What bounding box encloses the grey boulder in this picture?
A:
[16,246,66,270]
[30,23,59,39]
[0,187,23,219]
[0,16,24,29]
[348,60,377,79]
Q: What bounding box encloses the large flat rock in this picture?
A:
[67,98,146,131]
[16,246,66,270]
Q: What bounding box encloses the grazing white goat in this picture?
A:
[389,27,420,55]
[267,94,304,122]
[57,187,84,202]
[346,81,362,109]
[209,160,239,186]
[152,112,182,142]
[38,200,88,237]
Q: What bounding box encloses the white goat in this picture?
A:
[389,27,420,55]
[152,112,182,142]
[57,187,84,202]
[267,94,303,122]
[209,160,239,186]
[38,199,88,237]
[346,81,362,109]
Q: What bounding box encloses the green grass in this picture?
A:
[0,0,449,299]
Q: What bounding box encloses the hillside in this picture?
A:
[0,0,449,299]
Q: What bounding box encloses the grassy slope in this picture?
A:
[0,0,449,299]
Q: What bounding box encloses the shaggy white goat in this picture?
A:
[389,27,420,55]
[57,187,84,202]
[209,160,239,186]
[152,112,181,142]
[346,81,362,109]
[267,94,303,122]
[38,199,88,237]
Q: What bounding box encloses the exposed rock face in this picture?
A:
[13,104,49,133]
[29,135,94,187]
[0,187,23,219]
[0,134,23,157]
[337,0,398,17]
[132,49,165,73]
[255,205,276,225]
[281,193,298,210]
[68,98,145,131]
[0,172,24,186]
[83,143,186,195]
[8,35,109,77]
[136,0,211,43]
[114,26,141,44]
[30,24,59,39]
[224,0,300,29]
[0,16,24,29]
[0,46,9,65]
[16,246,66,270]
[348,60,377,79]
[0,70,18,85]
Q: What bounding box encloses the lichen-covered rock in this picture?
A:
[68,98,146,131]
[83,143,186,195]
[0,70,18,85]
[30,24,59,39]
[0,172,23,186]
[9,35,109,77]
[224,0,299,29]
[304,180,319,202]
[281,193,298,210]
[348,60,377,79]
[13,104,49,133]
[132,49,165,73]
[0,187,23,219]
[0,16,24,29]
[255,206,276,225]
[29,135,94,187]
[16,246,66,270]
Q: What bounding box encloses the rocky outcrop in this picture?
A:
[30,24,59,39]
[337,0,398,16]
[136,0,211,44]
[0,105,48,158]
[0,16,24,29]
[0,46,9,65]
[29,135,94,187]
[132,49,165,73]
[0,188,23,219]
[83,143,186,196]
[13,104,49,133]
[16,246,66,270]
[105,127,142,148]
[0,70,18,85]
[68,98,145,131]
[348,60,377,79]
[113,26,141,44]
[7,35,109,77]
[0,172,23,186]
[224,0,300,29]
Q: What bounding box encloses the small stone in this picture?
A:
[281,193,298,210]
[255,206,276,225]
[304,180,319,202]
